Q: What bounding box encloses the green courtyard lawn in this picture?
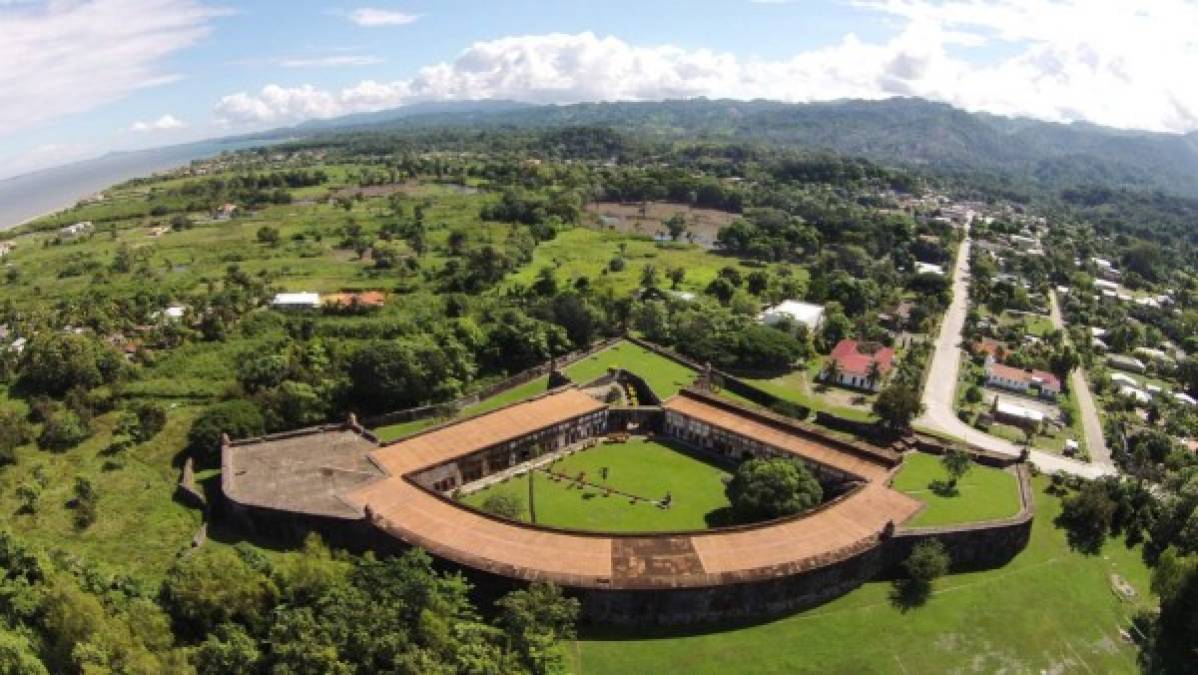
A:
[570,475,1154,674]
[564,341,699,399]
[461,438,732,532]
[892,452,1023,527]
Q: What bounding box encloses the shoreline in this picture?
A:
[4,204,71,233]
[0,137,280,234]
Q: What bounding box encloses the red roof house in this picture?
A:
[826,340,895,391]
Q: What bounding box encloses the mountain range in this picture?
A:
[274,97,1198,198]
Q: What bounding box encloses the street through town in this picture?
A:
[915,227,1115,479]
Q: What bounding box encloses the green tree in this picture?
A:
[640,263,659,289]
[667,266,686,289]
[187,400,265,460]
[496,583,581,675]
[72,476,98,530]
[872,383,925,431]
[1056,480,1117,554]
[941,449,972,488]
[193,623,261,675]
[15,481,40,515]
[664,212,688,241]
[256,226,280,246]
[0,631,49,675]
[37,407,91,451]
[726,457,823,521]
[161,547,278,637]
[0,406,32,466]
[893,539,951,608]
[349,335,476,413]
[18,333,125,396]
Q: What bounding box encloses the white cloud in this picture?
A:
[131,114,187,132]
[0,0,227,136]
[279,55,384,68]
[216,2,1198,133]
[346,8,420,27]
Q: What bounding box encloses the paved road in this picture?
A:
[1048,291,1115,471]
[915,229,1114,479]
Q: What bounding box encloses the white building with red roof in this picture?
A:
[825,339,895,392]
[985,361,1061,401]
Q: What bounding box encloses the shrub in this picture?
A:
[480,492,524,520]
[37,408,91,451]
[0,406,32,466]
[72,476,98,529]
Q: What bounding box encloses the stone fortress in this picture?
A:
[220,340,1033,625]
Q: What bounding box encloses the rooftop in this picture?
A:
[986,362,1061,391]
[828,339,895,379]
[222,426,382,519]
[759,300,825,329]
[995,399,1045,423]
[368,387,606,475]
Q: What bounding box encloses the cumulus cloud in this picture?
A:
[0,0,227,135]
[216,2,1198,133]
[131,114,187,132]
[346,8,420,27]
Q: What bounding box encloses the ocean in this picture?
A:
[0,139,273,231]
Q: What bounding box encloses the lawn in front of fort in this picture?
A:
[373,340,696,441]
[563,341,699,399]
[461,438,732,532]
[892,451,1023,527]
[570,475,1153,674]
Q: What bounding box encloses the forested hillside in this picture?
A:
[277,98,1198,198]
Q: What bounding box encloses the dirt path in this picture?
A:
[1048,291,1115,471]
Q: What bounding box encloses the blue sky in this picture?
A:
[2,0,1197,179]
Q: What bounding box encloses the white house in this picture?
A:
[913,261,945,276]
[1094,279,1120,293]
[1110,373,1140,388]
[1009,234,1037,250]
[1118,386,1152,405]
[271,292,321,310]
[993,398,1044,428]
[60,221,93,238]
[1174,393,1197,407]
[1108,355,1147,374]
[759,300,825,331]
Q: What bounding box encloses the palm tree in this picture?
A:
[866,360,883,390]
[822,358,842,388]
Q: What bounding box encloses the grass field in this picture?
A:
[892,452,1023,527]
[564,342,699,399]
[740,358,878,422]
[461,439,732,532]
[570,475,1153,674]
[0,407,203,585]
